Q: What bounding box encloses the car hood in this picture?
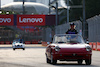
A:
[15,43,24,45]
[58,44,86,48]
[51,43,89,53]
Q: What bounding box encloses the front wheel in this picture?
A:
[23,48,25,50]
[77,59,83,65]
[13,48,15,50]
[46,57,51,63]
[51,54,57,65]
[85,59,91,65]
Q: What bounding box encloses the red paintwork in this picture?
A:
[46,44,92,61]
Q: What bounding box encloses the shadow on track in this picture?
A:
[51,63,98,67]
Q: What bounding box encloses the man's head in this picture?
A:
[70,23,75,30]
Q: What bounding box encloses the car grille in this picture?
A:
[64,55,83,58]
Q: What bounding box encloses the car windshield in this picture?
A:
[13,39,22,43]
[53,34,85,44]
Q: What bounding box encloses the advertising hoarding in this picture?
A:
[17,15,45,26]
[0,15,14,26]
[0,15,56,26]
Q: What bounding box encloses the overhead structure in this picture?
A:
[1,2,51,14]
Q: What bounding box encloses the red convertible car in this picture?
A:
[45,34,92,65]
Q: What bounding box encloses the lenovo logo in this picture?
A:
[19,17,43,23]
[0,18,11,23]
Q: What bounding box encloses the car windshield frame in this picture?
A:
[13,39,23,43]
[53,34,85,44]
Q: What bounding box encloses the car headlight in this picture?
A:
[86,46,91,51]
[54,46,60,51]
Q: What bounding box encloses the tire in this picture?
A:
[85,59,91,65]
[77,59,83,65]
[23,48,25,50]
[13,48,15,50]
[51,54,57,65]
[46,57,51,63]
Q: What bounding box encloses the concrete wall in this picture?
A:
[87,15,100,42]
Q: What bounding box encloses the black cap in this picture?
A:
[70,23,75,25]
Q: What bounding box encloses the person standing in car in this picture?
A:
[66,23,78,34]
[19,37,23,43]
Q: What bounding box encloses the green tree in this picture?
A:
[86,0,100,19]
[59,0,100,24]
[69,0,83,21]
[0,10,18,14]
[59,0,83,24]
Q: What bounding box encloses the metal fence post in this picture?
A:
[49,0,51,14]
[83,0,86,39]
[23,0,25,14]
[67,0,69,23]
[55,1,58,34]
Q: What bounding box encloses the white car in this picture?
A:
[12,39,25,50]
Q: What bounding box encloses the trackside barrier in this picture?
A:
[92,42,97,50]
[11,41,13,44]
[97,42,100,51]
[89,42,93,49]
[32,41,38,44]
[0,41,4,44]
[42,42,47,46]
[25,41,31,44]
[5,41,10,44]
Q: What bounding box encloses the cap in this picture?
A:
[70,23,75,26]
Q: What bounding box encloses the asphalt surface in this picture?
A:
[0,44,100,67]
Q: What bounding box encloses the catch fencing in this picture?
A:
[0,27,44,44]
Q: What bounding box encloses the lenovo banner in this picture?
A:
[17,15,45,26]
[0,15,14,26]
